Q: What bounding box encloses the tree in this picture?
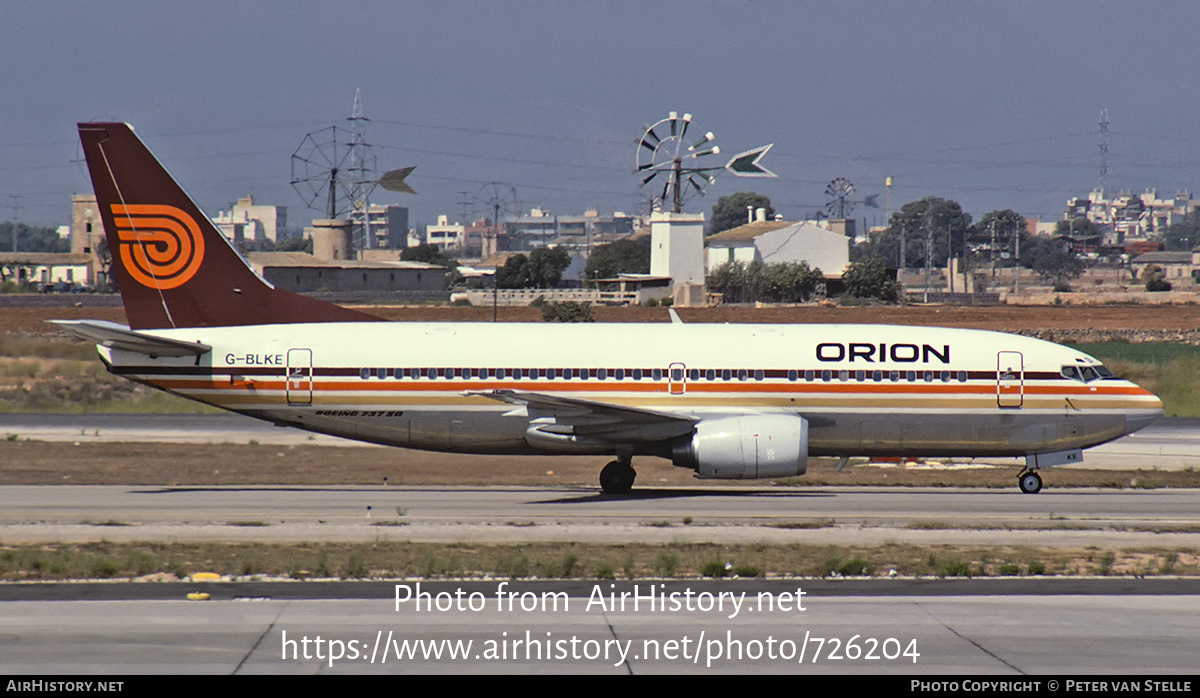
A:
[526,246,571,288]
[584,237,650,280]
[970,209,1026,266]
[1142,264,1173,292]
[0,223,69,253]
[843,255,901,302]
[1163,211,1200,251]
[708,192,774,236]
[1030,248,1086,288]
[495,254,530,289]
[705,260,823,304]
[873,197,971,270]
[401,243,457,269]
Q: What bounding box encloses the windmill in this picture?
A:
[823,177,879,219]
[635,111,775,214]
[291,91,416,249]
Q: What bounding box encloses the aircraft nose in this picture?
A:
[1125,394,1164,435]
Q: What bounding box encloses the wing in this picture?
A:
[468,389,697,443]
[49,320,211,358]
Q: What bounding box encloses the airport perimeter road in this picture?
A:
[0,484,1198,547]
[1,587,1198,674]
[2,414,1196,470]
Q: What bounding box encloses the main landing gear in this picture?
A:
[1018,469,1043,494]
[599,459,636,495]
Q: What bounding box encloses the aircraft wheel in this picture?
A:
[600,460,636,494]
[1018,471,1043,494]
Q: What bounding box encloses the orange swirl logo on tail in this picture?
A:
[110,204,205,289]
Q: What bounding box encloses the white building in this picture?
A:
[421,214,466,250]
[212,196,287,245]
[705,220,850,278]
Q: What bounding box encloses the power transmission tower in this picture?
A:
[7,195,21,253]
[1097,106,1109,197]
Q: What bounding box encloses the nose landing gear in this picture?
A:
[1018,469,1043,494]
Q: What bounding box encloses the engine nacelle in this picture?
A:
[672,415,808,479]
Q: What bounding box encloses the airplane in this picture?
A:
[59,122,1164,495]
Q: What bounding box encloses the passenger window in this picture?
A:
[707,369,717,381]
[530,368,539,380]
[479,368,489,379]
[670,368,683,381]
[821,369,831,381]
[804,369,814,381]
[788,369,798,381]
[633,368,642,380]
[564,368,573,379]
[581,368,590,380]
[958,370,967,382]
[940,370,951,382]
[923,371,934,382]
[513,368,523,380]
[855,370,865,382]
[737,369,748,381]
[410,368,420,380]
[428,368,438,380]
[598,368,607,380]
[394,368,404,379]
[359,368,370,380]
[754,369,764,381]
[496,368,506,379]
[872,370,882,382]
[722,369,732,381]
[688,369,699,381]
[839,370,849,381]
[615,368,625,380]
[546,368,556,379]
[906,370,916,382]
[889,370,899,382]
[651,368,661,380]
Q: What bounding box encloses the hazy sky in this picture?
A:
[4,1,1200,231]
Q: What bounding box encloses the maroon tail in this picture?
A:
[77,122,381,329]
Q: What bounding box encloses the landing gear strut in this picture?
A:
[1018,469,1043,494]
[599,459,636,494]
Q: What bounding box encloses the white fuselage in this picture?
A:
[103,321,1163,460]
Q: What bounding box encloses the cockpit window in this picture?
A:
[1062,364,1115,382]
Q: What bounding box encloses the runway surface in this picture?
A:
[2,584,1197,674]
[2,413,1197,469]
[0,484,1198,547]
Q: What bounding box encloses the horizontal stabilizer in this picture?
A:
[49,320,211,358]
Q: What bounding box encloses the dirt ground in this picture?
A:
[8,301,1200,335]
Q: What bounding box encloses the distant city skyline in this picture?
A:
[5,1,1200,231]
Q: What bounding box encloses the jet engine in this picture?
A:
[671,415,808,479]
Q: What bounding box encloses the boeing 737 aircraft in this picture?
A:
[60,122,1164,494]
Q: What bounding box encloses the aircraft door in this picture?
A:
[997,351,1023,408]
[668,362,687,395]
[287,348,313,406]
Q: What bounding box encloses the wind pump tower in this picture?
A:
[291,90,416,249]
[635,111,776,213]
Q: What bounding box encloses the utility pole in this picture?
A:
[7,195,21,253]
[1013,222,1021,295]
[923,202,933,303]
[989,219,997,282]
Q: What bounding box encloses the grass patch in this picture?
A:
[0,541,1195,581]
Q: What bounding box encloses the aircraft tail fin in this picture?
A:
[77,122,381,329]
